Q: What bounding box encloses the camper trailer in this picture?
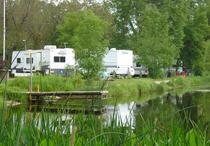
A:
[11,45,76,76]
[11,50,42,76]
[103,48,134,76]
[41,45,75,75]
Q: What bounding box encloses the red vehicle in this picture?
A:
[175,60,188,77]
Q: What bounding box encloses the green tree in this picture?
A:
[167,0,188,53]
[131,5,177,78]
[57,10,109,79]
[0,0,85,62]
[202,0,210,75]
[203,40,210,74]
[181,3,210,75]
[108,0,146,48]
[0,0,63,59]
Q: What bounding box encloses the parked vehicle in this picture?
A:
[103,48,135,76]
[133,55,149,77]
[133,65,149,77]
[11,45,76,76]
[11,49,43,76]
[41,45,75,75]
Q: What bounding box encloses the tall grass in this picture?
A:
[1,75,210,102]
[2,74,109,93]
[0,78,210,145]
[0,104,209,146]
[107,79,166,98]
[107,76,210,100]
[0,76,210,145]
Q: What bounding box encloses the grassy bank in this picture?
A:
[0,75,210,102]
[0,76,210,145]
[107,76,210,99]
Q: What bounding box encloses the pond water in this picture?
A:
[106,91,210,133]
[25,91,209,131]
[4,90,210,143]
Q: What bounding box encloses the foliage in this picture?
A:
[1,76,210,102]
[109,0,210,77]
[181,3,210,76]
[0,0,210,77]
[203,41,210,74]
[131,5,177,78]
[0,0,112,61]
[57,10,109,79]
[166,0,188,52]
[107,0,146,48]
[0,0,64,51]
[0,93,209,145]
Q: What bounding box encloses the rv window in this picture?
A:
[60,57,65,62]
[54,57,59,62]
[26,58,33,64]
[26,58,30,64]
[17,58,21,63]
[54,56,66,63]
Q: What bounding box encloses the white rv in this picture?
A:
[11,50,42,76]
[11,45,76,76]
[103,48,134,76]
[41,45,75,75]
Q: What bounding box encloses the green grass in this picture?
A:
[107,78,165,98]
[0,76,210,145]
[107,76,210,99]
[0,105,209,146]
[1,75,210,102]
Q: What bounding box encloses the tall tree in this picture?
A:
[131,5,177,78]
[203,40,210,74]
[107,0,146,48]
[0,0,83,59]
[3,0,61,54]
[167,0,188,53]
[181,2,210,75]
[57,10,109,79]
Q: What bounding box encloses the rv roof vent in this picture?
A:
[44,45,57,50]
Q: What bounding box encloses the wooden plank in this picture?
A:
[17,90,108,97]
[195,89,210,92]
[30,96,102,101]
[28,105,105,115]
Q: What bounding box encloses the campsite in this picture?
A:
[0,0,210,145]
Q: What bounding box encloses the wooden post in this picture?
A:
[70,126,77,146]
[28,93,32,111]
[36,84,40,92]
[3,0,6,61]
[30,51,32,92]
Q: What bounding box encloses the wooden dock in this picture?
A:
[26,90,108,98]
[10,90,109,113]
[25,90,109,101]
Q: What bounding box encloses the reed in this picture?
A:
[0,105,208,146]
[0,75,209,145]
[1,75,210,102]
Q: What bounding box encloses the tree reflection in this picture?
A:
[134,91,210,141]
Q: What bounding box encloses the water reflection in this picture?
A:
[132,91,210,138]
[7,91,210,139]
[104,102,136,126]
